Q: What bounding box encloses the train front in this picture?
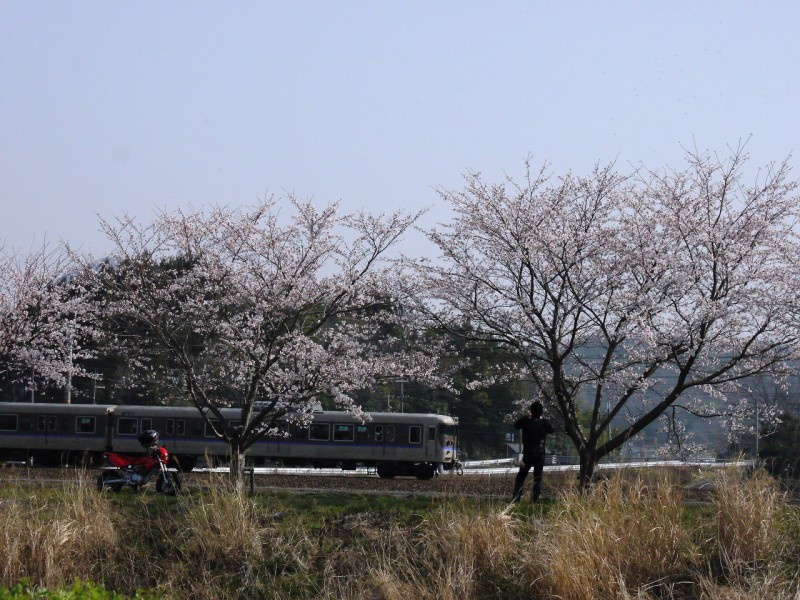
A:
[437,415,459,471]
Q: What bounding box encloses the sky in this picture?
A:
[1,2,798,258]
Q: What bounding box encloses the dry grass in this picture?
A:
[712,467,788,575]
[162,470,312,599]
[0,468,117,589]
[527,474,697,600]
[329,508,525,600]
[1,466,799,599]
[695,569,800,600]
[175,474,264,566]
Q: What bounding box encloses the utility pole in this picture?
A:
[64,329,73,404]
[755,400,760,457]
[92,373,105,404]
[397,377,408,413]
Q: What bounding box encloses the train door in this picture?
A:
[374,424,385,456]
[104,409,115,450]
[36,414,58,447]
[440,422,457,465]
[36,415,46,445]
[374,424,397,461]
[165,418,176,448]
[426,425,436,460]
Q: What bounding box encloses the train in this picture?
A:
[0,402,459,479]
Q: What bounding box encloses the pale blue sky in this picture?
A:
[1,2,798,256]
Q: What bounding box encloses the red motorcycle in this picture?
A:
[97,430,182,495]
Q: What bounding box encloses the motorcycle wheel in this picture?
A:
[156,472,182,496]
[97,470,123,493]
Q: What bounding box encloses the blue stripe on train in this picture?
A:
[4,431,455,454]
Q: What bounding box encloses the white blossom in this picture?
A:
[408,148,800,485]
[92,198,434,485]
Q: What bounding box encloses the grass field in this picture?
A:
[0,467,798,599]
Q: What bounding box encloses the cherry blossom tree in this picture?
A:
[0,244,96,398]
[412,148,800,486]
[94,198,432,488]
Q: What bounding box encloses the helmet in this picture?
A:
[138,429,159,448]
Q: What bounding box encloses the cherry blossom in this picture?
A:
[93,198,432,487]
[412,148,800,486]
[0,244,96,397]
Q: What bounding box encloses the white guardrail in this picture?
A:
[192,457,747,477]
[2,456,747,476]
[456,457,747,475]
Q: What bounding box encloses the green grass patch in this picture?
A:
[0,580,157,600]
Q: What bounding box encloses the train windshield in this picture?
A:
[439,425,456,437]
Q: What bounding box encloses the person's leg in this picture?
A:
[531,454,545,501]
[512,460,532,502]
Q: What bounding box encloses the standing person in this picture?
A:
[511,400,554,502]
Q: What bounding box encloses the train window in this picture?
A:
[386,425,395,442]
[374,425,383,442]
[37,416,46,432]
[428,426,436,442]
[177,420,186,436]
[48,416,57,432]
[75,417,96,434]
[409,426,422,444]
[117,418,138,435]
[288,423,307,439]
[355,425,370,441]
[333,424,354,442]
[141,418,153,432]
[266,421,286,439]
[205,421,220,438]
[0,414,18,431]
[309,423,330,441]
[166,419,175,435]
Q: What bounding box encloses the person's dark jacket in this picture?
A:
[514,414,554,457]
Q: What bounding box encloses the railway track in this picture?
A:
[0,465,519,499]
[3,462,779,503]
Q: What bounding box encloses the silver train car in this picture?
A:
[0,403,459,479]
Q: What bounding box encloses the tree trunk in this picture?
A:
[578,448,598,490]
[228,441,247,495]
